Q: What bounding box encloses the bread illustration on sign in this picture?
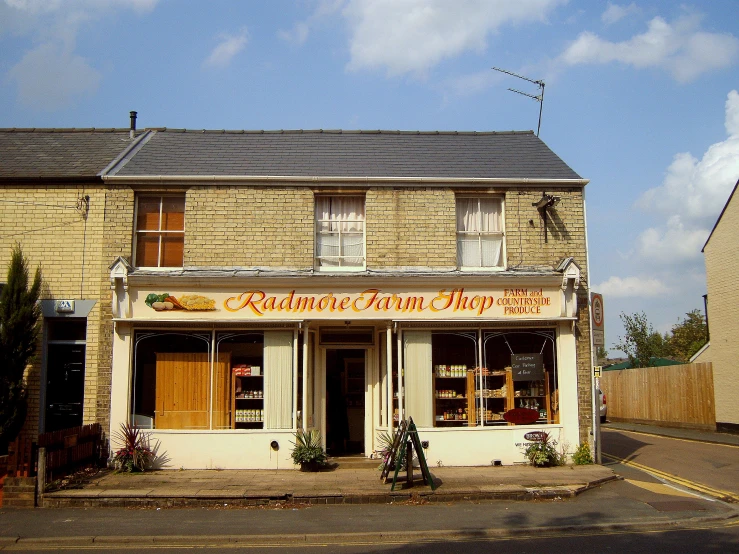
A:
[145,293,216,311]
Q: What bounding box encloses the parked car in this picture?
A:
[598,389,607,423]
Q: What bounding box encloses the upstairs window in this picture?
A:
[315,196,365,270]
[457,197,504,269]
[134,195,185,268]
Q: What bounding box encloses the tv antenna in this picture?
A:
[492,66,545,136]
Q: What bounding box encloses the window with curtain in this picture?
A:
[315,196,365,270]
[456,197,504,269]
[134,195,185,268]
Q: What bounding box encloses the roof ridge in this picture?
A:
[0,128,134,133]
[145,128,536,136]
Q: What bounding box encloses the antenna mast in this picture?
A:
[492,66,545,136]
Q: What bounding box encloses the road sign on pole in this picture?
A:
[591,292,604,347]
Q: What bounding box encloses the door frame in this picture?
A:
[317,344,377,457]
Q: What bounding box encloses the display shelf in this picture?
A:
[232,368,264,429]
[432,365,470,427]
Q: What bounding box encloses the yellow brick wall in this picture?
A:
[0,184,118,439]
[704,189,739,427]
[366,188,456,268]
[184,185,314,268]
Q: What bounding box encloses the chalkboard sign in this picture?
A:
[511,353,544,381]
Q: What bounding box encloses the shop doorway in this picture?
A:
[325,349,365,456]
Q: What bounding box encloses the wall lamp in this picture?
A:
[533,192,560,210]
[532,192,561,242]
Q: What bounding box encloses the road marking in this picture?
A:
[604,428,739,449]
[624,479,702,498]
[603,452,739,503]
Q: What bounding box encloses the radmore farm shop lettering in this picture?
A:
[225,288,552,317]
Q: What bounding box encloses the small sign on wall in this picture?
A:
[55,300,75,313]
[511,353,544,381]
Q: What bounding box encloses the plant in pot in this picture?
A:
[291,429,327,471]
[111,422,154,472]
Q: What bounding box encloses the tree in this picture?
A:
[595,346,609,363]
[0,244,42,449]
[665,309,707,362]
[615,312,667,368]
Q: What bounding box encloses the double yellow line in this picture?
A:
[602,452,739,503]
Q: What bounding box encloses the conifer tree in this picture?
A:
[0,244,42,449]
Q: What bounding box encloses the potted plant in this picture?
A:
[111,422,154,472]
[290,429,327,471]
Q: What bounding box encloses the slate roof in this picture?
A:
[110,129,583,180]
[0,128,135,179]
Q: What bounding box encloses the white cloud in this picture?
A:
[638,91,739,224]
[7,42,101,110]
[278,0,344,45]
[2,0,158,109]
[204,29,248,69]
[601,2,638,25]
[560,14,739,83]
[633,90,739,264]
[595,276,671,298]
[342,0,566,77]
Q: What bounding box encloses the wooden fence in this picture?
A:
[37,423,104,484]
[600,362,715,430]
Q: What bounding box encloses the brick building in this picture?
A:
[701,180,739,434]
[1,126,593,468]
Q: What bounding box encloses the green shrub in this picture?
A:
[290,429,327,466]
[572,442,594,465]
[522,431,565,467]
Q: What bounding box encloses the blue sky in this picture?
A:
[1,0,738,354]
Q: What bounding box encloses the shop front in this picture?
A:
[109,259,583,469]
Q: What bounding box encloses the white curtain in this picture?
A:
[316,196,365,267]
[403,331,433,428]
[457,197,503,267]
[264,331,293,429]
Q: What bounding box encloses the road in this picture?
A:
[601,426,739,502]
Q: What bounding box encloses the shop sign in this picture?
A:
[511,354,544,381]
[503,408,540,425]
[523,431,548,442]
[131,286,564,321]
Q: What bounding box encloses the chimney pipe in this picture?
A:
[129,111,137,139]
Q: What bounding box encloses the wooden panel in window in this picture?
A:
[212,353,232,429]
[160,235,184,267]
[135,234,160,267]
[155,353,210,429]
[136,198,162,231]
[161,197,185,230]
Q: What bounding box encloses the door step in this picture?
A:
[328,456,379,469]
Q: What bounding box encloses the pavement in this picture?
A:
[40,462,617,508]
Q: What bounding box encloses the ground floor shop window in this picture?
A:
[427,329,559,428]
[131,330,294,430]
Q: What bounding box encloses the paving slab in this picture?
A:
[40,464,618,508]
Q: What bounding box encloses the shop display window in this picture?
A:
[429,329,558,428]
[216,332,265,429]
[131,331,268,430]
[132,332,212,430]
[431,332,477,427]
